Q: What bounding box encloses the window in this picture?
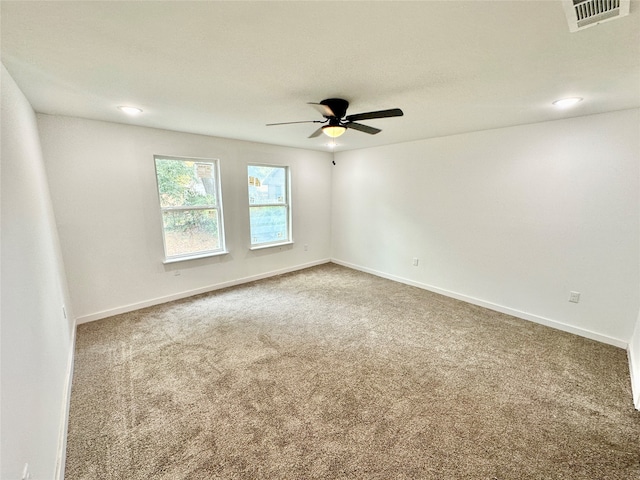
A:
[154,156,226,262]
[247,164,291,248]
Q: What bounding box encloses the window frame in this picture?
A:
[153,155,227,263]
[247,163,293,250]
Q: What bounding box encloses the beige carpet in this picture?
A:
[65,263,640,479]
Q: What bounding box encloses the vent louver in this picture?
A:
[563,0,630,32]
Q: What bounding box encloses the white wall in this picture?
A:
[332,109,640,347]
[37,115,333,322]
[629,312,640,409]
[1,66,75,479]
[630,146,640,409]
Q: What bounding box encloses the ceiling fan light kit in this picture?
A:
[267,98,403,141]
[322,125,346,138]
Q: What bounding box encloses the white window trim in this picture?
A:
[154,155,226,262]
[247,163,292,248]
[249,241,294,251]
[162,249,228,264]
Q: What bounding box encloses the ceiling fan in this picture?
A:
[266,98,403,138]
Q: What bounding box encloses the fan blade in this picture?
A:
[266,120,323,126]
[308,102,336,118]
[345,108,403,122]
[308,127,324,138]
[345,122,381,135]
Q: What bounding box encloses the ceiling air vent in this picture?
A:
[563,0,630,32]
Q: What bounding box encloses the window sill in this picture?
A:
[249,241,294,251]
[163,250,228,264]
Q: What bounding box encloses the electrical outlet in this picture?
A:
[412,258,419,267]
[304,244,308,251]
[569,291,581,303]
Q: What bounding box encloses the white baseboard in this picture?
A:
[55,323,76,480]
[67,258,638,410]
[76,259,331,324]
[77,256,628,349]
[629,342,640,410]
[332,258,628,349]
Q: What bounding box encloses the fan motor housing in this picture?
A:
[320,98,349,119]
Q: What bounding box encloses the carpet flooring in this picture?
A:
[65,263,640,479]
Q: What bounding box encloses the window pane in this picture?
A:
[156,158,216,208]
[162,209,220,257]
[249,206,287,245]
[248,165,286,205]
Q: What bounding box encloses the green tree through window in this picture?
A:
[155,156,225,260]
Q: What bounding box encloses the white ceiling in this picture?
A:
[2,1,639,152]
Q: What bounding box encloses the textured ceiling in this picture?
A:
[2,1,639,152]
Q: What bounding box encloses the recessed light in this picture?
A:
[117,106,143,115]
[552,97,583,108]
